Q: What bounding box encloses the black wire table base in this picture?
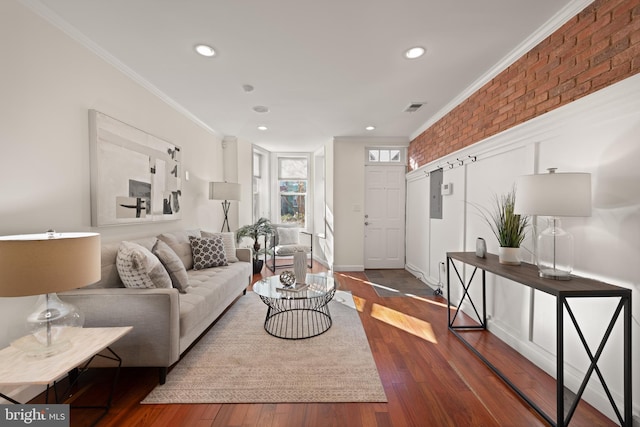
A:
[259,289,335,340]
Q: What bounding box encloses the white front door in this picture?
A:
[364,165,406,269]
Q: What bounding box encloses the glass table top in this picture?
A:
[252,273,337,300]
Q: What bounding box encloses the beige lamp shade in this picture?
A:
[0,232,101,297]
[514,171,592,217]
[209,182,241,201]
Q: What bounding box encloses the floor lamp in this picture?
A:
[209,182,241,232]
[0,231,101,357]
[515,168,591,280]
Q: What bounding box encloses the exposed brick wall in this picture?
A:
[408,0,640,170]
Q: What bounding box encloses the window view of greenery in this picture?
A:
[278,158,307,226]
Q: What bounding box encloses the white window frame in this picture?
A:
[273,154,310,228]
[365,147,406,165]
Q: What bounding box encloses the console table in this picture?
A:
[446,252,631,427]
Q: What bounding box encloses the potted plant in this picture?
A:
[476,187,529,265]
[236,217,275,274]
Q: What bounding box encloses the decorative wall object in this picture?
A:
[89,110,182,226]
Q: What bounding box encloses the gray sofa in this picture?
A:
[60,230,252,384]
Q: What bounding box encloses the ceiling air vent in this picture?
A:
[404,102,424,113]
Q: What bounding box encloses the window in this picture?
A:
[278,157,308,226]
[252,148,270,223]
[367,148,402,163]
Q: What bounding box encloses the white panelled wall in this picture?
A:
[406,73,640,422]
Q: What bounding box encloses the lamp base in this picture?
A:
[10,331,73,358]
[11,293,85,357]
[539,268,572,280]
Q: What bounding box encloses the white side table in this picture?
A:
[0,327,132,417]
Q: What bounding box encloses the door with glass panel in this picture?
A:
[364,148,406,269]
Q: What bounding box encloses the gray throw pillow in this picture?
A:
[153,240,189,293]
[157,230,201,270]
[189,236,228,270]
[116,241,172,289]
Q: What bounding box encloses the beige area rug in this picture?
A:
[142,291,387,404]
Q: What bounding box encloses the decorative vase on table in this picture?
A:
[498,247,520,265]
[293,251,307,284]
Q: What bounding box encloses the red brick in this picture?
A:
[592,61,633,89]
[577,59,613,84]
[549,78,577,97]
[612,40,640,66]
[535,95,561,114]
[559,81,592,103]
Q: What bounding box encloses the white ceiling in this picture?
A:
[27,0,581,153]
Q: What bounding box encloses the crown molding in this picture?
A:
[410,0,595,141]
[19,0,223,138]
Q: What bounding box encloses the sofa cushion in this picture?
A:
[152,240,189,293]
[157,230,201,270]
[201,231,239,263]
[116,241,172,289]
[189,236,228,270]
[274,245,311,256]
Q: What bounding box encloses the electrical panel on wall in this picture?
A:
[430,168,443,219]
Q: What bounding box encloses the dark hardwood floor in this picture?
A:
[47,263,615,427]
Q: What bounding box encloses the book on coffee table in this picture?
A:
[276,283,309,293]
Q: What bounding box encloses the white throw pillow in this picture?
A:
[116,241,172,289]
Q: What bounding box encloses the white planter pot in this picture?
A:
[498,247,520,265]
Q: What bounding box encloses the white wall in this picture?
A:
[0,1,229,353]
[405,73,640,421]
[333,137,409,271]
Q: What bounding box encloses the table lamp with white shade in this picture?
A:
[515,168,591,280]
[0,231,100,357]
[209,182,241,232]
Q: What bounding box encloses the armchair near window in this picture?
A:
[266,225,313,272]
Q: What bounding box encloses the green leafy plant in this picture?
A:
[475,187,529,248]
[235,217,275,261]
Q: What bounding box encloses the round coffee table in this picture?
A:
[252,273,337,340]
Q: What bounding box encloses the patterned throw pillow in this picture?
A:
[201,231,239,263]
[116,241,172,289]
[152,240,189,293]
[189,236,228,270]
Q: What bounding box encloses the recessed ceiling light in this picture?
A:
[257,125,268,131]
[253,105,269,113]
[365,126,376,131]
[404,46,425,59]
[194,44,216,57]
